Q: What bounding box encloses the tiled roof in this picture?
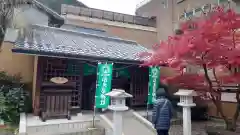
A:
[13,25,149,62]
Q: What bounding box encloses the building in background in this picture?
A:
[36,0,88,14]
[61,4,158,49]
[136,0,240,119]
[136,0,240,40]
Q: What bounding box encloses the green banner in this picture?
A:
[95,63,113,108]
[148,66,160,104]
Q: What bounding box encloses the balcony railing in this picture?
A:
[179,0,229,21]
[61,4,156,27]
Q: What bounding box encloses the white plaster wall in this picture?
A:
[4,5,49,42]
[13,5,49,28]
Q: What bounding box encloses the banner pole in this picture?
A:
[146,101,149,120]
[147,66,151,120]
[146,79,149,120]
[93,99,96,127]
[93,62,100,127]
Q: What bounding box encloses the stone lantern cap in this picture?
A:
[105,89,133,98]
[174,89,197,97]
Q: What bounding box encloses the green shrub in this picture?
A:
[0,71,31,127]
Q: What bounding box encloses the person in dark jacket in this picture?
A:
[152,88,173,135]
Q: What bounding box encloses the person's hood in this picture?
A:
[156,88,166,98]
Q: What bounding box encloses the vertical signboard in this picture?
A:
[95,63,113,108]
[148,66,160,104]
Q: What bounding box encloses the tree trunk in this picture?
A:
[0,15,6,45]
[202,64,237,131]
[225,119,237,131]
[228,90,240,131]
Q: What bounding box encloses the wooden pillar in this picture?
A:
[32,56,38,109]
[33,56,43,115]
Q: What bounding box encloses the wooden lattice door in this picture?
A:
[129,67,149,107]
[39,57,83,115]
[40,82,75,121]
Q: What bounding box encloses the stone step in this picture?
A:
[135,110,182,125]
[58,128,105,135]
[103,110,155,135]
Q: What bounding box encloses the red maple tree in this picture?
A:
[141,6,240,131]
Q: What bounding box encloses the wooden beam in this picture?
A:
[32,56,38,112]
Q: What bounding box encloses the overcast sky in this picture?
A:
[78,0,143,15]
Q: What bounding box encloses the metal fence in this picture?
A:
[61,4,156,27]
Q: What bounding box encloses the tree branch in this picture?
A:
[213,68,222,90]
[232,30,236,48]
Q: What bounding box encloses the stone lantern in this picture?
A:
[174,89,197,135]
[105,89,132,135]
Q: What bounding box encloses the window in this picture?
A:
[185,11,193,17]
[203,4,210,10]
[195,7,202,12]
[161,0,168,8]
[218,0,229,4]
[179,3,211,20]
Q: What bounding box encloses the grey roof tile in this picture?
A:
[14,25,150,62]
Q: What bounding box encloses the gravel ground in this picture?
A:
[0,132,13,135]
[169,121,225,135]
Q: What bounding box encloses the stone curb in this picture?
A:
[132,111,157,134]
[19,113,27,135]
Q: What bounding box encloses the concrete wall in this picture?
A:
[0,42,34,83]
[136,0,161,17]
[136,0,174,40]
[63,14,158,49]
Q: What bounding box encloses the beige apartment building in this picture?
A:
[136,0,240,40]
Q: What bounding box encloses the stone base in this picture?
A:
[20,113,103,135]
